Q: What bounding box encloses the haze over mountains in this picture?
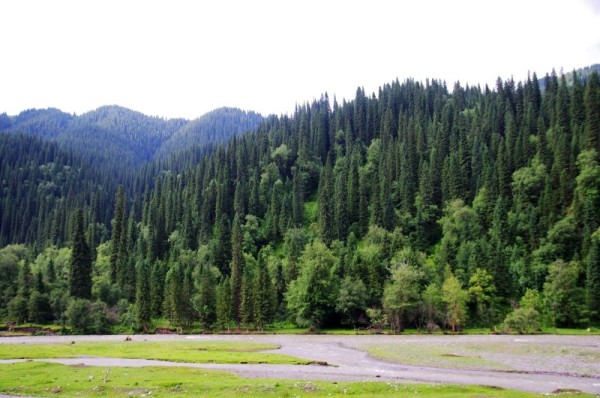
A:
[0,106,263,168]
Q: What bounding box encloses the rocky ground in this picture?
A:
[1,334,599,394]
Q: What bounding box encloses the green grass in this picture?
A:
[0,361,555,397]
[0,341,311,365]
[542,327,600,335]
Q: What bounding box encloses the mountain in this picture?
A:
[0,108,73,139]
[1,68,599,333]
[155,107,263,159]
[0,106,263,168]
[0,105,263,249]
[538,63,600,89]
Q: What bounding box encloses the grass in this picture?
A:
[542,327,600,335]
[0,340,311,365]
[0,323,66,336]
[362,338,600,376]
[363,342,510,371]
[0,361,556,397]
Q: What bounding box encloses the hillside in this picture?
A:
[1,69,599,335]
[0,106,263,168]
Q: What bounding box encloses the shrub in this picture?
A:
[28,291,53,324]
[65,298,91,333]
[503,307,541,334]
[7,295,28,324]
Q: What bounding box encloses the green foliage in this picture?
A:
[421,283,444,331]
[69,209,92,299]
[336,276,368,327]
[543,260,587,327]
[382,262,422,332]
[28,290,53,324]
[286,240,338,329]
[468,268,496,323]
[7,294,29,324]
[442,270,469,332]
[135,259,152,332]
[503,307,541,334]
[65,298,92,333]
[502,286,544,334]
[2,69,600,333]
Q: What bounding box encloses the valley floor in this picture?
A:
[1,334,600,395]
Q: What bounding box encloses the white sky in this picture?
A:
[1,0,599,120]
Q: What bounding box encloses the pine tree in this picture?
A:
[135,259,152,332]
[230,216,244,328]
[240,268,254,327]
[69,209,92,299]
[318,155,335,244]
[586,229,600,322]
[585,72,600,153]
[150,260,167,317]
[254,255,274,330]
[216,277,232,330]
[110,186,126,284]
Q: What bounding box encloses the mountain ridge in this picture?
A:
[0,105,263,168]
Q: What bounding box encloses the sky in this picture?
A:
[1,0,599,120]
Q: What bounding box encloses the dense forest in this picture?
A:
[1,68,599,334]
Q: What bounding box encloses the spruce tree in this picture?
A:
[254,256,274,330]
[135,259,152,332]
[110,186,126,284]
[585,72,600,153]
[230,216,244,328]
[69,209,92,299]
[587,229,600,322]
[318,155,335,244]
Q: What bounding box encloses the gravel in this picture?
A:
[1,334,599,394]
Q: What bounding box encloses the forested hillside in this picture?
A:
[1,69,599,334]
[0,107,262,249]
[0,106,262,168]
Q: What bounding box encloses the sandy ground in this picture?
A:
[1,334,600,395]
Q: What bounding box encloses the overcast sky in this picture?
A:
[1,0,599,120]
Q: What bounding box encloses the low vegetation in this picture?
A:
[361,339,600,376]
[0,361,554,398]
[0,340,310,365]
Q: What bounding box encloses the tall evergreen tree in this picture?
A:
[584,72,600,152]
[135,259,152,332]
[110,186,126,284]
[319,155,335,244]
[230,216,244,328]
[69,209,92,299]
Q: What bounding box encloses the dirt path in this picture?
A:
[1,334,600,394]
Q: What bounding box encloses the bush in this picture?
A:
[7,295,29,324]
[502,307,541,334]
[28,291,53,324]
[49,289,70,324]
[89,301,111,334]
[65,298,112,334]
[65,298,92,333]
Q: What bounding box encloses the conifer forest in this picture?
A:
[1,68,600,334]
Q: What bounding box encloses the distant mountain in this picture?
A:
[156,107,263,159]
[538,63,600,89]
[61,105,186,168]
[0,106,263,169]
[0,108,73,139]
